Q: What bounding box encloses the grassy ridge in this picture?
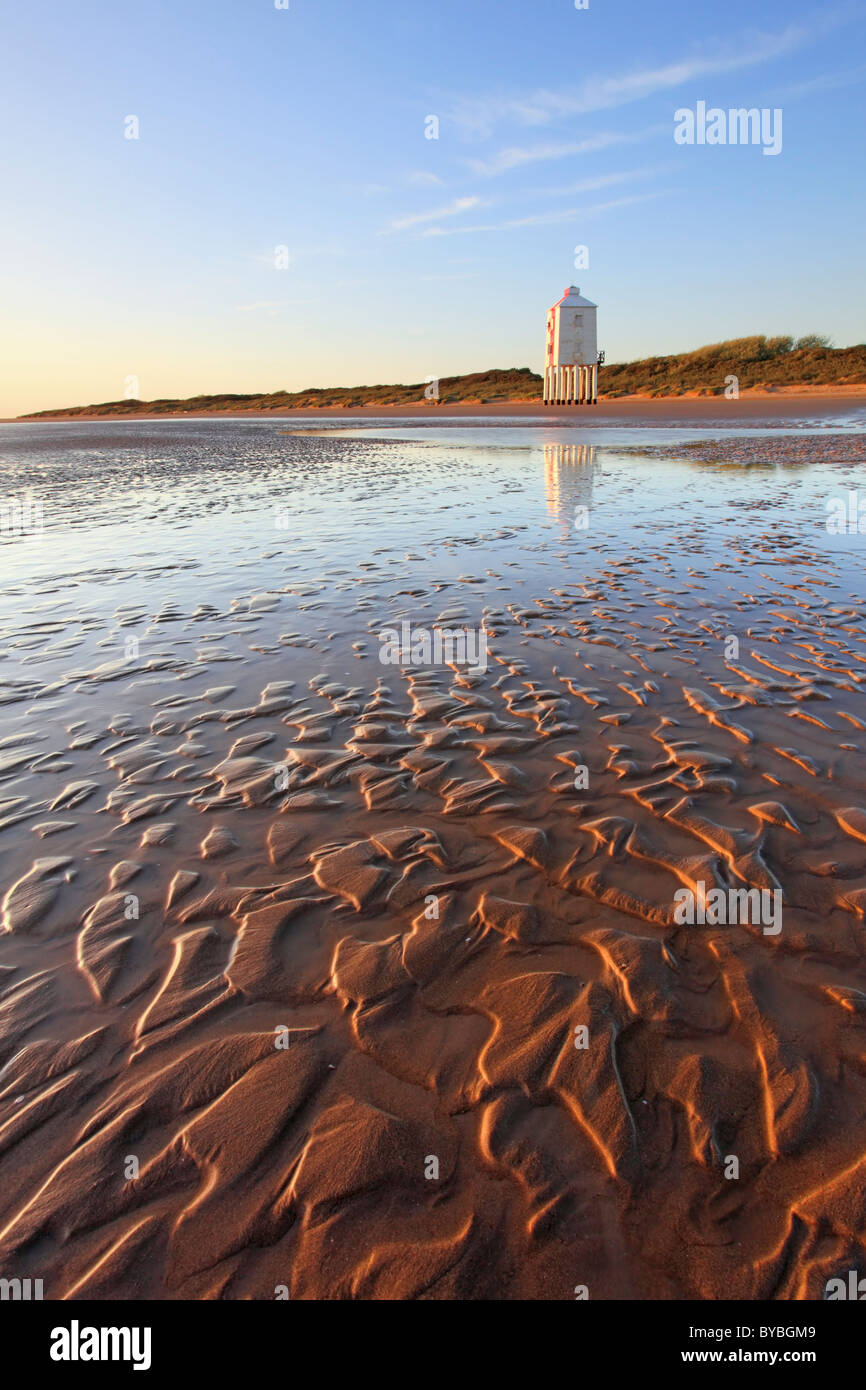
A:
[19,338,866,417]
[19,369,540,417]
[602,335,866,398]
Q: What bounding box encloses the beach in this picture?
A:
[0,409,865,1299]
[11,386,866,427]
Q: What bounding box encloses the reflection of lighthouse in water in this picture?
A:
[544,442,595,530]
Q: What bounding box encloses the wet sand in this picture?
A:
[0,417,865,1300]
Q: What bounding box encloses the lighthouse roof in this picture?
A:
[551,285,597,310]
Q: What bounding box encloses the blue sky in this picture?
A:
[1,0,864,414]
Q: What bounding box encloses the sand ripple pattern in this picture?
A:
[0,422,865,1299]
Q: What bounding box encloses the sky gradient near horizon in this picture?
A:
[1,0,865,416]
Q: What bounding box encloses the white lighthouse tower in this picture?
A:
[543,286,598,405]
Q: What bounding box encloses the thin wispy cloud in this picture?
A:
[446,23,810,138]
[505,193,660,228]
[465,128,660,178]
[776,61,866,99]
[406,170,444,186]
[540,166,661,198]
[418,192,660,237]
[385,195,485,233]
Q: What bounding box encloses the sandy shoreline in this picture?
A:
[5,386,866,427]
[1,414,866,1302]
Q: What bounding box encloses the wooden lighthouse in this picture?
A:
[542,286,598,405]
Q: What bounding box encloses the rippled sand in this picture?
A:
[1,417,865,1300]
